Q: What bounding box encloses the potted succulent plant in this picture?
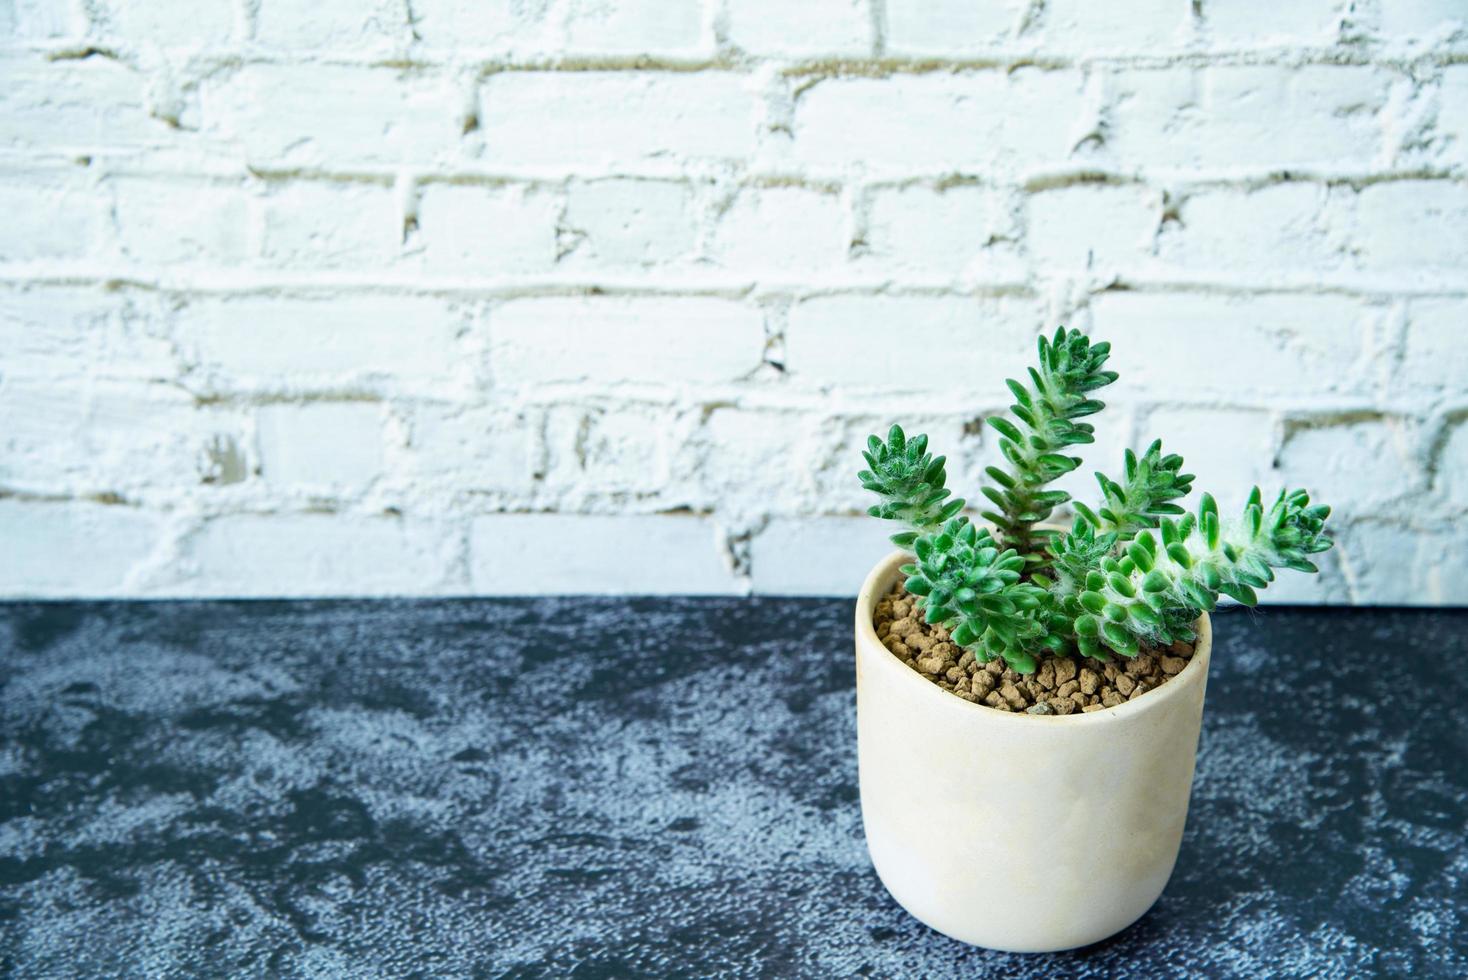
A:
[853,328,1332,952]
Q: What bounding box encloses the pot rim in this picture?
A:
[856,548,1212,727]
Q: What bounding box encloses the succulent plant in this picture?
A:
[860,328,1333,673]
[859,425,966,548]
[980,328,1118,571]
[1065,487,1333,660]
[902,519,1063,673]
[1071,439,1193,543]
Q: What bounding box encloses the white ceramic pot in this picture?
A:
[855,549,1213,953]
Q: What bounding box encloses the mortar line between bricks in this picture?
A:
[3,156,1459,196]
[163,395,1458,432]
[0,271,1031,299]
[2,490,1461,538]
[2,271,1466,301]
[10,42,1468,74]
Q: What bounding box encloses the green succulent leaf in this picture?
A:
[1076,439,1195,544]
[898,518,1055,673]
[1077,486,1333,659]
[979,328,1119,571]
[858,423,966,544]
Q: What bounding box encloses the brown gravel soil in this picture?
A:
[872,582,1196,715]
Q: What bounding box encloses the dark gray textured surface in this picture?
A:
[0,599,1465,978]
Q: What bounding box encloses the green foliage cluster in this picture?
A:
[979,329,1116,571]
[858,428,963,548]
[859,327,1333,674]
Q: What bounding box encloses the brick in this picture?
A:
[469,515,740,594]
[676,408,819,509]
[183,514,457,596]
[254,0,406,50]
[784,295,1040,389]
[0,379,234,499]
[750,517,902,595]
[885,0,1019,54]
[393,403,533,495]
[1411,524,1468,607]
[0,378,110,494]
[1103,65,1392,172]
[490,297,763,387]
[563,0,705,55]
[2,0,87,39]
[109,175,250,265]
[1043,0,1191,50]
[708,186,847,274]
[1027,183,1161,272]
[101,0,234,46]
[201,65,458,167]
[560,178,698,268]
[1140,405,1275,504]
[861,184,1021,279]
[1399,299,1468,392]
[542,403,673,495]
[1409,522,1468,606]
[795,70,1087,171]
[1275,415,1424,515]
[257,402,384,492]
[1337,521,1468,606]
[186,295,469,393]
[1204,0,1344,46]
[410,0,556,50]
[1346,180,1468,276]
[1154,183,1337,278]
[1089,292,1374,399]
[0,501,160,596]
[415,183,560,275]
[1377,1,1466,40]
[479,72,756,169]
[0,168,102,261]
[0,53,163,153]
[1437,417,1468,511]
[259,180,400,269]
[0,287,173,381]
[0,288,106,378]
[1437,67,1468,169]
[726,0,873,57]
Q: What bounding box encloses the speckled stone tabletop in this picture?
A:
[1,599,1465,978]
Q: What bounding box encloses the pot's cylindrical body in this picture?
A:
[855,550,1212,953]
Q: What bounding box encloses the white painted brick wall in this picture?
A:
[860,183,1021,280]
[793,71,1089,171]
[561,178,700,268]
[259,180,400,269]
[414,182,562,274]
[726,0,872,57]
[1,1,1466,603]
